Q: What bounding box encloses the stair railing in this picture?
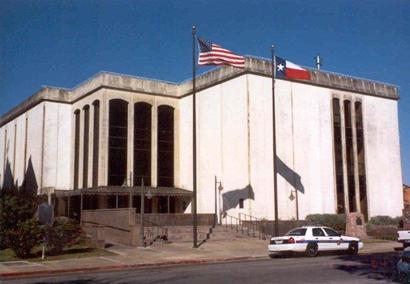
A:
[238,213,267,240]
[223,214,241,232]
[143,219,168,246]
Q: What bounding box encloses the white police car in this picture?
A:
[268,226,363,257]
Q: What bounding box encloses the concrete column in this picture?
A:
[88,105,95,188]
[174,106,180,188]
[340,99,350,213]
[97,195,108,209]
[351,102,361,212]
[127,100,134,186]
[12,122,17,180]
[2,128,7,187]
[100,91,108,186]
[151,101,158,187]
[40,103,46,191]
[70,111,75,190]
[78,109,84,189]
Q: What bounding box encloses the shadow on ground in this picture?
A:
[269,250,405,283]
[335,252,403,283]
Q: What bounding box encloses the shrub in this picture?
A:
[7,218,43,258]
[368,215,401,226]
[45,217,84,255]
[0,188,41,249]
[367,225,398,241]
[305,214,346,231]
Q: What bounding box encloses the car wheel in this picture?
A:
[347,242,358,255]
[305,243,318,257]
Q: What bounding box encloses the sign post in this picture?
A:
[37,202,54,259]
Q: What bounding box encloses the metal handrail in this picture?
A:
[143,219,168,246]
[222,213,267,240]
[238,213,267,240]
[223,214,241,232]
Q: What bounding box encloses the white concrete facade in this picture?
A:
[0,57,403,219]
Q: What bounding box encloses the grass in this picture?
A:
[0,243,115,262]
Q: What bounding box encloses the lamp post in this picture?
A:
[289,189,299,223]
[214,176,223,226]
[139,178,152,247]
[218,181,224,225]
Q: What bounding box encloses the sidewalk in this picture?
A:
[0,239,400,279]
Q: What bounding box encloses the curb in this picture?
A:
[0,255,268,279]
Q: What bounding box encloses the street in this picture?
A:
[3,252,401,284]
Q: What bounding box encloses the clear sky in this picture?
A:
[0,0,409,184]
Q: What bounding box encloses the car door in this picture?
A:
[312,228,328,250]
[323,228,342,251]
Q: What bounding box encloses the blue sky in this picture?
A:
[0,0,409,184]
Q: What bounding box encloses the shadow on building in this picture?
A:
[221,156,305,215]
[276,156,305,194]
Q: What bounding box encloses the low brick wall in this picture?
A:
[81,208,140,246]
[81,210,214,245]
[81,208,136,231]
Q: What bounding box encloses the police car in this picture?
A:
[268,226,363,257]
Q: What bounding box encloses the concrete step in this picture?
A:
[161,224,268,243]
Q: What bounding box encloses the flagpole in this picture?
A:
[192,25,198,248]
[271,45,279,237]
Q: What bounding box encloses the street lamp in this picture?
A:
[139,178,152,247]
[215,176,223,225]
[289,189,299,222]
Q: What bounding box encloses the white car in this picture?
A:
[398,229,410,249]
[268,226,364,257]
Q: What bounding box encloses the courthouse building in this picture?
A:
[0,57,404,221]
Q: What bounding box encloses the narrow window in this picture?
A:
[157,105,174,187]
[134,102,152,186]
[239,198,244,209]
[108,99,128,186]
[83,105,90,188]
[332,98,345,213]
[73,110,80,189]
[92,100,100,187]
[355,102,368,220]
[344,100,356,212]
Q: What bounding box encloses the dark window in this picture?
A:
[134,102,152,186]
[355,102,368,220]
[239,198,244,209]
[117,195,128,208]
[332,98,345,213]
[324,228,339,237]
[158,196,168,213]
[312,228,325,237]
[157,105,174,187]
[108,99,128,186]
[344,100,356,212]
[83,105,90,188]
[73,110,80,189]
[92,100,100,187]
[286,228,307,236]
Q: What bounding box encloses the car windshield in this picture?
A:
[286,228,307,236]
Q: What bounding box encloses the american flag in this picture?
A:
[197,38,245,69]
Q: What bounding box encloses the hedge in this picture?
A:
[305,214,346,232]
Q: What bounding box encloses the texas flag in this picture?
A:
[275,56,311,81]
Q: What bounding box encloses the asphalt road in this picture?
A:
[2,252,402,284]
